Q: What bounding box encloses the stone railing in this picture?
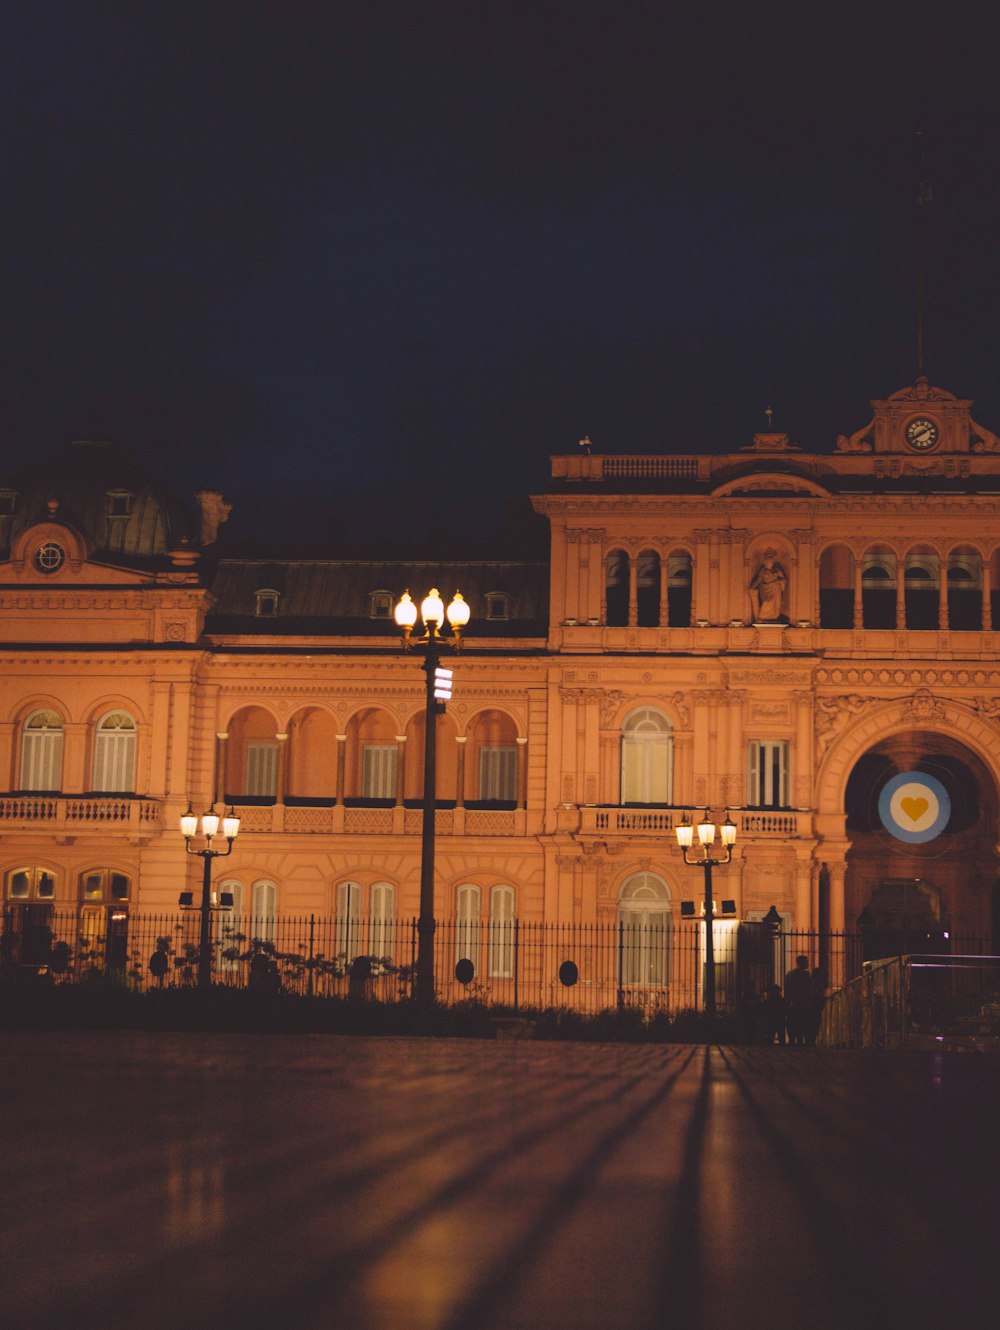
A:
[0,795,161,828]
[580,806,809,839]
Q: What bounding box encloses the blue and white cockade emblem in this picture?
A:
[878,771,951,843]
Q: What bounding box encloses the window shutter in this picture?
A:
[246,743,279,797]
[361,744,397,799]
[479,746,518,801]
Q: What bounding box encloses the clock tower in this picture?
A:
[835,375,1000,456]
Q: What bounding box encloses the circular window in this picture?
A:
[33,542,65,573]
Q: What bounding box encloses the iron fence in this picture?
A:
[0,906,992,1016]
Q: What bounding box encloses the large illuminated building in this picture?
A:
[2,375,999,999]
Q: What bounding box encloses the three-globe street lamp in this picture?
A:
[393,588,470,1006]
[179,803,240,991]
[675,809,737,1019]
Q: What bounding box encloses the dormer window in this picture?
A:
[369,589,393,619]
[486,592,510,621]
[0,490,16,516]
[255,589,280,617]
[106,490,133,517]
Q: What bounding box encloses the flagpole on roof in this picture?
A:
[916,130,933,380]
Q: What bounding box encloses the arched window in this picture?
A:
[6,866,56,902]
[217,879,245,968]
[606,551,629,626]
[4,867,57,967]
[20,710,64,792]
[489,885,516,978]
[618,872,671,986]
[862,552,896,629]
[251,881,277,942]
[666,552,693,626]
[336,880,362,963]
[456,884,481,971]
[620,708,673,805]
[79,870,132,971]
[370,882,395,959]
[636,551,660,627]
[92,711,137,793]
[81,869,130,903]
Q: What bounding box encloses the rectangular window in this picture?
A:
[456,885,481,967]
[488,886,515,978]
[747,740,790,808]
[336,881,362,963]
[93,730,136,793]
[251,881,277,942]
[22,730,63,792]
[361,744,397,800]
[246,743,279,798]
[478,747,518,802]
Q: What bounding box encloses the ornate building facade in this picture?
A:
[2,376,999,995]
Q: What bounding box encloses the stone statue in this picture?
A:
[749,550,788,622]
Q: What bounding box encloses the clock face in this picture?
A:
[905,416,939,451]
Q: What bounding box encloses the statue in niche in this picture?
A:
[749,549,788,623]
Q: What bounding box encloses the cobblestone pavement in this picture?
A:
[1,1032,997,1330]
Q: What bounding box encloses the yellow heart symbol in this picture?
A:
[900,796,928,822]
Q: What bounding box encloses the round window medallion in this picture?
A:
[33,542,65,573]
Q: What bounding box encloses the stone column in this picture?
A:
[982,562,992,630]
[394,735,407,808]
[516,736,528,809]
[275,733,288,804]
[455,735,467,809]
[334,734,347,806]
[938,561,949,629]
[895,559,906,629]
[853,557,864,628]
[214,732,228,804]
[659,556,669,628]
[627,557,638,627]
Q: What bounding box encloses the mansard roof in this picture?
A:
[205,552,549,637]
[0,439,199,565]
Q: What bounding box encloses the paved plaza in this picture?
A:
[1,1031,997,1330]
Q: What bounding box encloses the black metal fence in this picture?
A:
[1,906,992,1015]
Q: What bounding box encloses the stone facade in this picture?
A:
[2,381,999,977]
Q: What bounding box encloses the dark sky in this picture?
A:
[3,2,1000,547]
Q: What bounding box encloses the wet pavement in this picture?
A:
[1,1032,997,1330]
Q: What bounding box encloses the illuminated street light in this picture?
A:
[178,803,239,991]
[393,588,469,1005]
[675,809,736,1019]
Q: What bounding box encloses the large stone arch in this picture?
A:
[817,693,1000,819]
[817,690,1000,950]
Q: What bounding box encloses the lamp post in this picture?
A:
[393,588,470,1005]
[179,803,240,991]
[675,809,736,1019]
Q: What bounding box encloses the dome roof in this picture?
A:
[0,440,198,562]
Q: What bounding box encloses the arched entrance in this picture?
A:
[843,730,998,959]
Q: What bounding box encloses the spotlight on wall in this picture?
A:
[721,900,737,916]
[680,901,696,917]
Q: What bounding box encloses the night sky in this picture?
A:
[3,2,1000,548]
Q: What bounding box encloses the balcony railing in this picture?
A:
[580,807,808,838]
[0,795,161,829]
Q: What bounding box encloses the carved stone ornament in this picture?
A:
[600,690,626,726]
[910,688,945,723]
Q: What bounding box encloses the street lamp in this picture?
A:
[675,808,737,1019]
[394,588,470,1005]
[179,803,240,991]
